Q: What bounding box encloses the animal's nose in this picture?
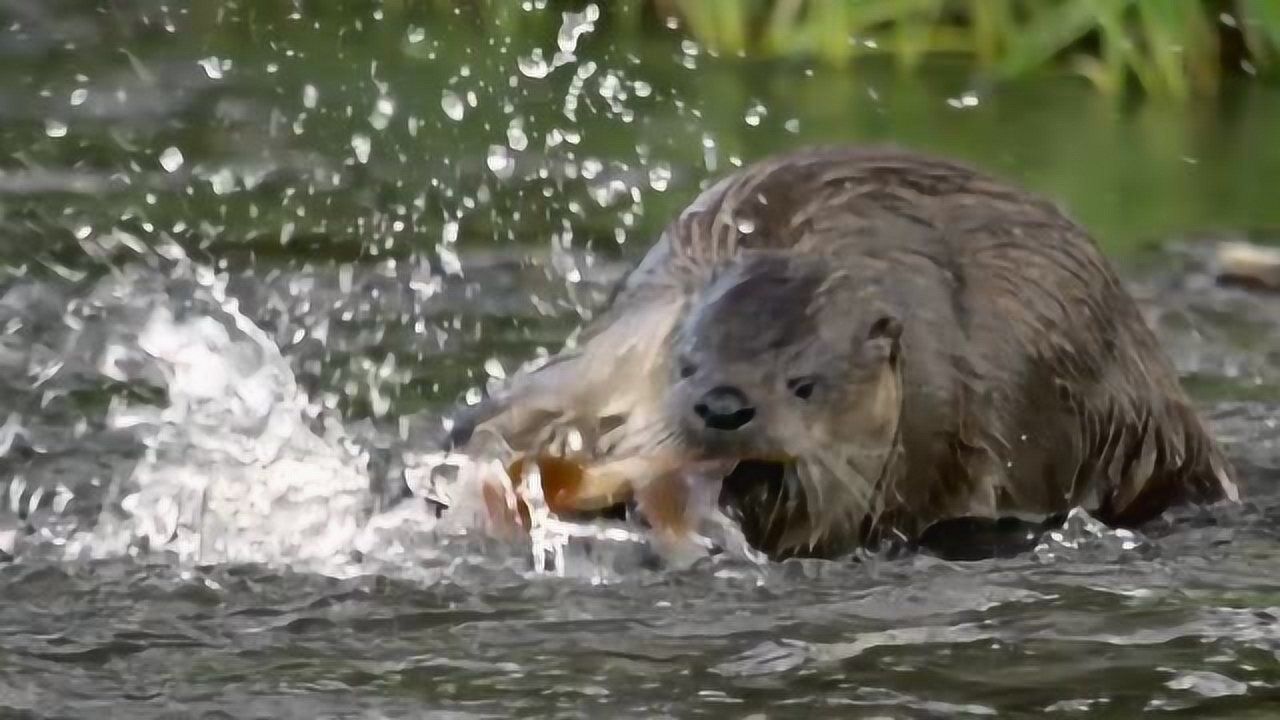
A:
[694,385,756,431]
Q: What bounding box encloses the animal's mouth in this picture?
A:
[497,451,795,525]
[722,458,790,485]
[567,458,793,528]
[718,458,790,506]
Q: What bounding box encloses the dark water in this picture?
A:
[2,2,1279,717]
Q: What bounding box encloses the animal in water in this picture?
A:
[445,145,1240,560]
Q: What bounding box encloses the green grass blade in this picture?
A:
[1240,0,1280,65]
[970,0,1014,65]
[674,0,756,56]
[997,0,1109,79]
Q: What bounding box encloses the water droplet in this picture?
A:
[44,119,68,138]
[518,48,551,79]
[486,145,515,180]
[441,90,466,121]
[784,118,801,133]
[207,167,236,195]
[648,164,671,192]
[368,95,395,130]
[506,118,528,152]
[302,84,318,109]
[633,80,652,98]
[69,88,87,106]
[407,25,426,43]
[159,147,184,172]
[744,101,767,126]
[483,358,507,379]
[598,72,623,101]
[736,217,757,234]
[557,4,599,54]
[351,133,371,164]
[581,161,607,185]
[198,56,223,79]
[438,244,463,276]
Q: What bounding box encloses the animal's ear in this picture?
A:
[860,313,902,363]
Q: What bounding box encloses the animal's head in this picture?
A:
[666,250,905,551]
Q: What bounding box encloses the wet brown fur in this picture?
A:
[449,146,1240,559]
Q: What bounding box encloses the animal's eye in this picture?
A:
[787,376,817,400]
[678,359,698,379]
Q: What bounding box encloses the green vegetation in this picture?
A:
[662,0,1280,99]
[410,0,1280,100]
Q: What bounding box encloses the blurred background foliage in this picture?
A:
[385,0,1280,100]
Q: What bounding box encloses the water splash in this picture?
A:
[40,243,373,574]
[0,231,721,578]
[1033,508,1157,563]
